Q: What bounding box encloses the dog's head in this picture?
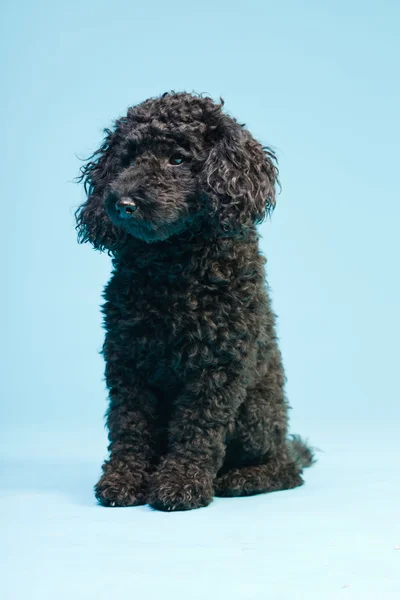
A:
[75,92,278,251]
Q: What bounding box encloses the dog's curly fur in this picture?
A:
[75,91,314,511]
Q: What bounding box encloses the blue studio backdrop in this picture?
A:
[1,1,399,599]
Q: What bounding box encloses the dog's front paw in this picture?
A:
[148,458,214,512]
[95,459,148,507]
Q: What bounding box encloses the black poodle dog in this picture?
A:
[75,91,314,511]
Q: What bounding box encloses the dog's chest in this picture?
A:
[105,266,216,383]
[104,241,262,388]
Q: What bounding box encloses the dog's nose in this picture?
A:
[115,197,137,218]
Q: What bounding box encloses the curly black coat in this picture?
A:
[75,91,314,511]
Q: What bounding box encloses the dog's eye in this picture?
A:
[129,158,135,167]
[169,155,185,166]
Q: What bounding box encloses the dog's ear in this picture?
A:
[75,127,124,252]
[203,116,279,235]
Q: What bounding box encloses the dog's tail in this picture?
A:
[287,434,316,470]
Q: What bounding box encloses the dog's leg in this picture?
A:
[215,353,314,497]
[94,361,159,507]
[148,369,247,511]
[214,462,303,497]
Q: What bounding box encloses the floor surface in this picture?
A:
[1,427,399,599]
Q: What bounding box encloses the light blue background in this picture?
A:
[1,1,399,598]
